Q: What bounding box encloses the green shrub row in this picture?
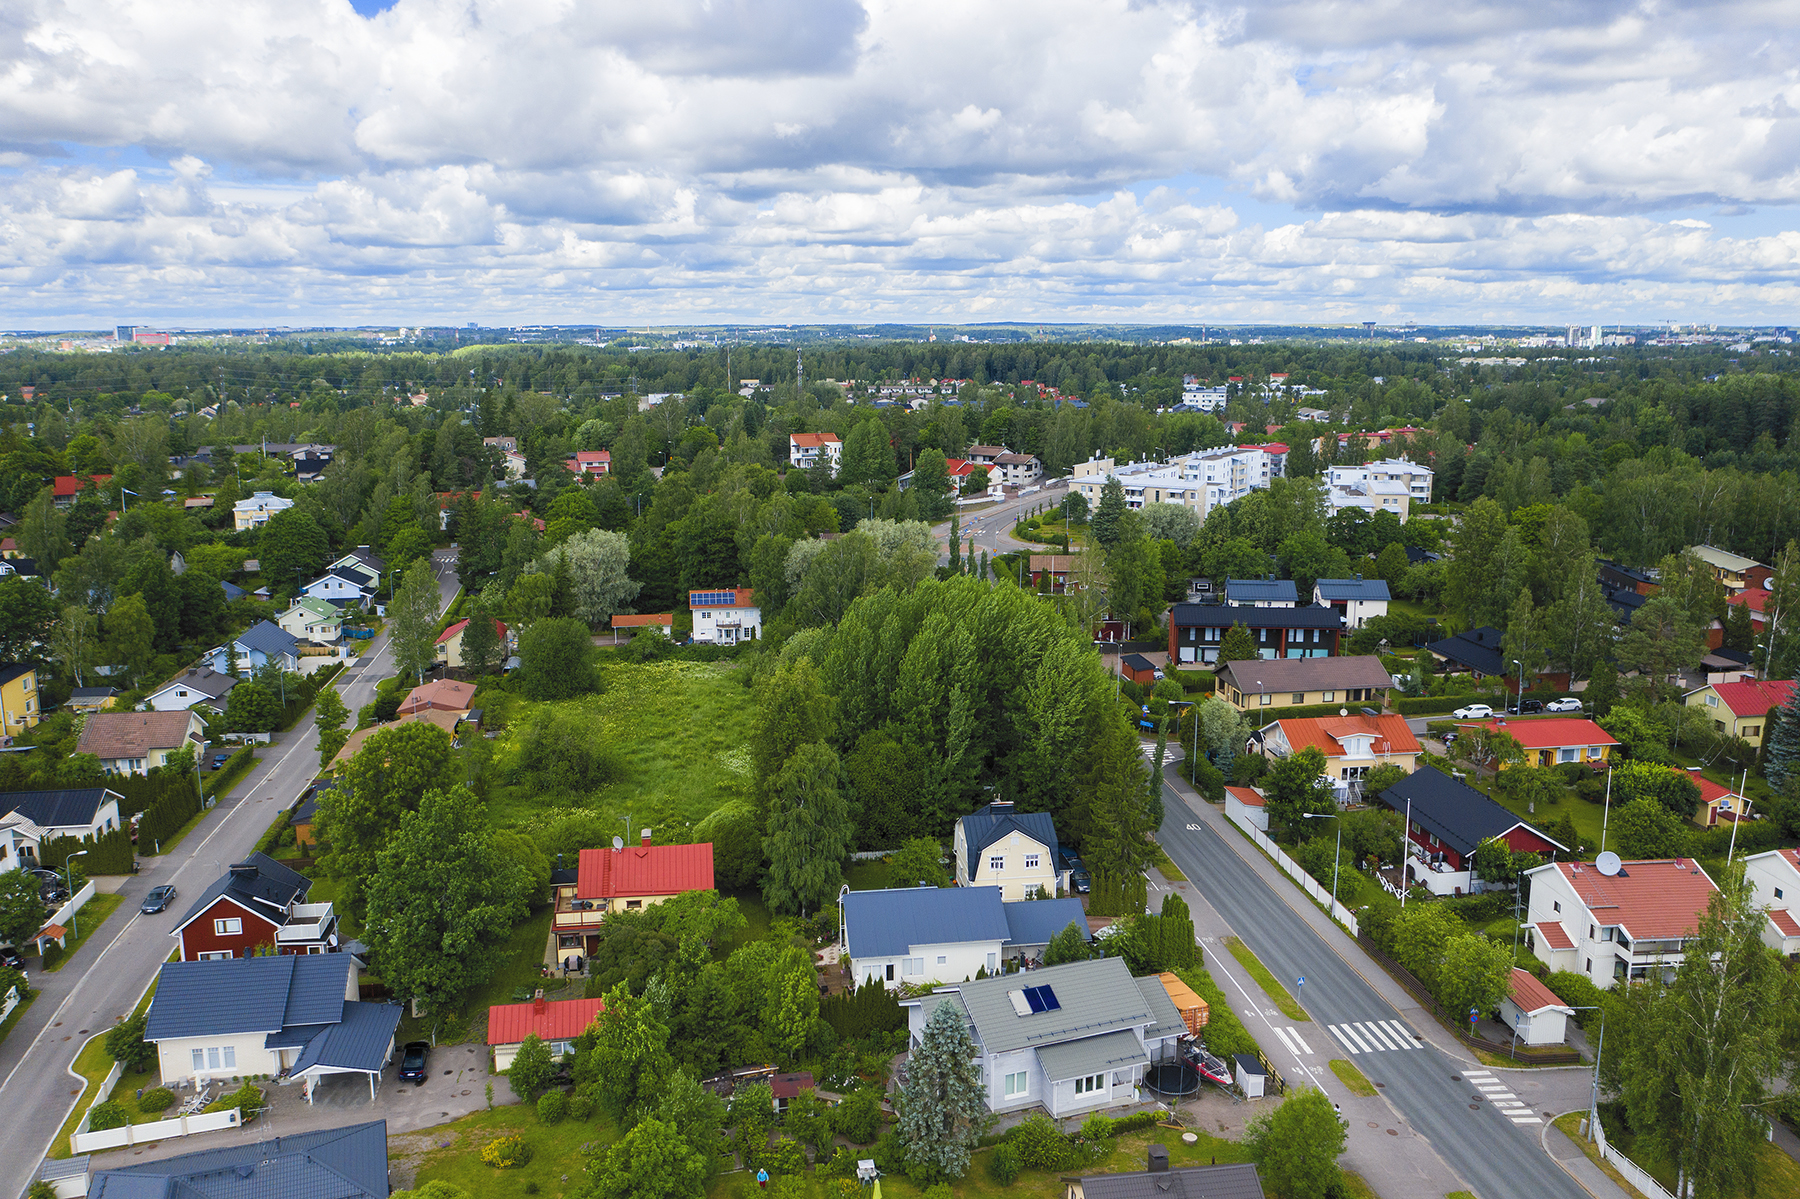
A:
[1171,966,1261,1059]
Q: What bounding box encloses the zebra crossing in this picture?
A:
[1268,1025,1314,1056]
[1327,1019,1424,1055]
[1465,1070,1543,1125]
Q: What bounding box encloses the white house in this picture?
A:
[203,621,300,675]
[1313,577,1391,629]
[1740,847,1800,956]
[232,490,293,531]
[688,588,761,644]
[301,569,380,610]
[840,887,1091,988]
[328,548,385,587]
[953,801,1066,901]
[1068,448,1277,521]
[1496,968,1573,1047]
[903,958,1188,1118]
[991,452,1044,486]
[789,432,842,476]
[0,787,125,870]
[1224,786,1268,832]
[144,667,239,713]
[75,711,207,776]
[1324,460,1434,523]
[1523,858,1719,988]
[277,597,344,644]
[144,955,400,1099]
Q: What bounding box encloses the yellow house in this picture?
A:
[1685,679,1795,748]
[953,801,1066,901]
[1465,717,1619,769]
[1216,656,1393,712]
[0,665,40,736]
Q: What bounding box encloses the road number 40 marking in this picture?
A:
[1185,823,1202,831]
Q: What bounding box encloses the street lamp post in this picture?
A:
[64,849,89,940]
[1512,658,1524,715]
[1301,811,1342,918]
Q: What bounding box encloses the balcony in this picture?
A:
[276,902,336,945]
[554,893,609,930]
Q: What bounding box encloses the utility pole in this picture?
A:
[795,348,804,400]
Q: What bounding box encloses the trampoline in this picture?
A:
[1144,1061,1200,1097]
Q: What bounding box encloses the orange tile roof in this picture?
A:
[1274,713,1419,758]
[1507,968,1570,1014]
[790,432,841,447]
[1536,922,1575,950]
[1710,678,1795,718]
[1225,786,1265,807]
[577,842,714,900]
[487,996,605,1046]
[1554,858,1718,939]
[611,614,673,628]
[1726,588,1769,614]
[1769,910,1800,937]
[1467,717,1618,750]
[397,678,477,713]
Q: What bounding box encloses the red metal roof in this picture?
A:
[1709,678,1795,718]
[771,1071,815,1099]
[1224,786,1265,807]
[1554,858,1719,940]
[53,474,111,497]
[1769,910,1800,937]
[577,843,715,900]
[612,614,673,628]
[435,617,506,646]
[1507,968,1569,1014]
[487,996,604,1045]
[1468,717,1618,750]
[1536,922,1575,949]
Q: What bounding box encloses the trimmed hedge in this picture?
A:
[1170,669,1216,695]
[1245,701,1384,724]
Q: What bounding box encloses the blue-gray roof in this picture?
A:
[1425,625,1506,676]
[88,1120,389,1199]
[1227,578,1299,604]
[220,579,246,601]
[843,887,1011,958]
[1169,603,1344,631]
[1315,577,1391,601]
[0,787,120,830]
[960,802,1060,860]
[1002,898,1090,948]
[146,955,351,1041]
[173,854,311,935]
[290,1002,401,1076]
[234,620,298,658]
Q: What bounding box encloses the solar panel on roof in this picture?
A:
[1024,987,1047,1013]
[1037,985,1061,1011]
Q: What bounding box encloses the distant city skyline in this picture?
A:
[1,0,1797,327]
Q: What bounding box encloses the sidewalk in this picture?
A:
[1546,1120,1636,1199]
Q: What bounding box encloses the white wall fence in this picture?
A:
[47,880,97,939]
[0,983,19,1024]
[1590,1112,1678,1199]
[71,1106,242,1155]
[1224,808,1360,938]
[69,1055,124,1143]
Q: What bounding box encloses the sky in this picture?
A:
[1,0,1798,329]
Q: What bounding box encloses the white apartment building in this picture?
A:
[1324,459,1434,523]
[1524,858,1718,988]
[1740,848,1800,956]
[1069,447,1276,520]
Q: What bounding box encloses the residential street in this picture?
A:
[1,552,459,1199]
[930,477,1066,567]
[1156,776,1618,1199]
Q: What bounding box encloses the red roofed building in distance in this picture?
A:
[434,618,508,671]
[1524,857,1719,988]
[53,473,111,506]
[1464,717,1618,769]
[609,613,674,640]
[564,450,611,476]
[552,833,715,967]
[1686,678,1795,748]
[1690,770,1747,828]
[1253,714,1421,800]
[789,432,842,477]
[488,991,605,1069]
[1742,847,1800,956]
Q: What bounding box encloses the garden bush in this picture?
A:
[1080,1113,1116,1139]
[1009,1114,1077,1170]
[1110,1111,1161,1135]
[566,1086,595,1120]
[986,1143,1022,1184]
[42,943,64,969]
[1172,966,1261,1057]
[138,1087,176,1114]
[1545,971,1606,1026]
[86,1100,129,1131]
[480,1134,531,1168]
[205,1082,266,1122]
[923,1185,954,1199]
[537,1089,568,1124]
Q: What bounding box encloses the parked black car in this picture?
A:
[1516,699,1545,714]
[141,885,178,914]
[399,1041,430,1084]
[0,946,24,974]
[209,753,231,770]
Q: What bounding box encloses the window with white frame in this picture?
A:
[190,1045,237,1071]
[1074,1074,1104,1095]
[937,955,947,965]
[1558,747,1577,763]
[196,951,233,962]
[903,958,924,976]
[1004,1071,1028,1097]
[1588,747,1605,759]
[987,952,998,972]
[214,917,242,936]
[989,855,1004,873]
[1024,853,1040,870]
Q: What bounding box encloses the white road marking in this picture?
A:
[1330,1024,1372,1054]
[1288,1028,1313,1055]
[1271,1026,1301,1056]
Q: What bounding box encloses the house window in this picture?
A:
[903,958,924,976]
[1321,692,1334,703]
[1705,694,1719,707]
[1745,725,1761,738]
[191,1046,237,1071]
[987,953,998,972]
[1074,1074,1104,1095]
[1558,748,1577,763]
[1553,902,1561,913]
[625,900,642,910]
[1004,1071,1028,1097]
[215,917,243,936]
[937,955,947,965]
[1292,692,1305,705]
[1776,888,1785,901]
[1588,747,1605,759]
[197,951,233,962]
[1024,854,1040,870]
[1260,694,1271,706]
[989,855,1004,873]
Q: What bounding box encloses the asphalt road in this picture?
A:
[1,552,458,1199]
[931,478,1067,567]
[1157,782,1592,1199]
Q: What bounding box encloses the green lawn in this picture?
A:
[400,1103,623,1199]
[451,904,560,1032]
[1225,936,1309,1021]
[1329,1057,1377,1097]
[46,892,125,971]
[484,660,757,836]
[50,1033,123,1159]
[844,860,893,891]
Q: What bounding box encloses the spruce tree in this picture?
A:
[1217,622,1258,667]
[1764,692,1800,786]
[1091,477,1128,550]
[896,1000,986,1181]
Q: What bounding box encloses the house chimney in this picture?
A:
[1147,1144,1169,1173]
[533,988,545,1014]
[640,828,652,847]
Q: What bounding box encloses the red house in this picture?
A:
[488,991,606,1069]
[564,450,611,476]
[1375,769,1566,893]
[171,854,339,961]
[552,834,714,968]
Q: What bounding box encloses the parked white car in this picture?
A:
[1452,703,1495,719]
[1545,697,1583,713]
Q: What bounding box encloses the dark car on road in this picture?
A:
[399,1041,430,1084]
[1515,699,1545,714]
[141,885,178,914]
[0,946,24,975]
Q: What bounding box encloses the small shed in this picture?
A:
[1233,1053,1267,1099]
[1498,968,1573,1047]
[1156,972,1210,1035]
[1120,653,1161,686]
[770,1071,815,1114]
[1225,786,1268,832]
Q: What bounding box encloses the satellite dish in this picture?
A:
[1340,708,1348,717]
[328,933,338,948]
[1596,851,1621,877]
[612,836,624,850]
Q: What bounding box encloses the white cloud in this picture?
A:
[0,0,1795,323]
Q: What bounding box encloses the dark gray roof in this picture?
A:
[290,1003,401,1077]
[1425,625,1506,676]
[1375,769,1566,858]
[960,802,1060,859]
[234,620,299,659]
[172,853,312,935]
[325,565,374,588]
[152,667,239,702]
[1315,577,1392,601]
[0,787,121,830]
[1122,653,1156,672]
[0,663,32,686]
[1036,1028,1148,1081]
[1226,578,1299,604]
[1073,1163,1265,1199]
[70,686,120,699]
[220,580,246,601]
[1216,655,1392,695]
[146,955,351,1041]
[1001,898,1090,948]
[843,887,1012,958]
[1133,974,1191,1043]
[87,1120,388,1199]
[943,956,1154,1055]
[1169,602,1345,631]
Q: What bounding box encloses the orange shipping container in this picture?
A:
[1158,972,1209,1035]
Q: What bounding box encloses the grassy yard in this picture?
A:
[399,1103,623,1199]
[453,904,559,1032]
[484,660,757,836]
[844,859,893,892]
[46,892,125,971]
[1572,1109,1800,1199]
[1328,1058,1377,1097]
[1225,936,1309,1022]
